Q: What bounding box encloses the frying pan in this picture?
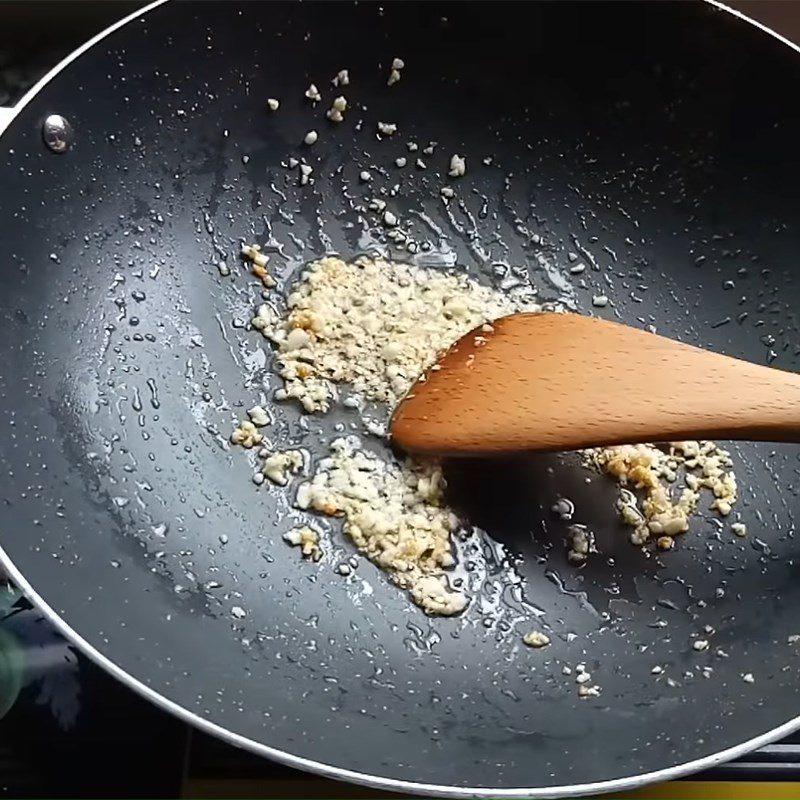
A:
[1,1,800,796]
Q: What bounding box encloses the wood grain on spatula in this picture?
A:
[390,312,800,456]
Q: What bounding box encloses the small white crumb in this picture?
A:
[576,671,592,685]
[377,121,397,136]
[359,170,372,182]
[592,294,609,308]
[415,158,426,170]
[304,130,318,145]
[231,606,246,619]
[788,634,800,644]
[305,83,321,102]
[336,563,351,575]
[230,420,263,449]
[383,210,398,227]
[288,157,299,168]
[561,665,572,676]
[333,69,349,87]
[395,156,407,168]
[299,163,313,185]
[391,57,405,70]
[569,263,586,275]
[326,96,348,123]
[731,522,747,537]
[482,156,493,165]
[241,244,275,286]
[440,186,455,200]
[522,631,550,648]
[283,525,322,560]
[578,685,601,698]
[656,535,675,551]
[693,639,709,652]
[267,98,280,111]
[407,142,418,152]
[263,450,304,486]
[241,244,268,268]
[422,142,437,155]
[448,154,466,178]
[387,68,401,86]
[246,405,270,427]
[742,672,755,684]
[651,665,663,675]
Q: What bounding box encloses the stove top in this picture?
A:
[3,3,800,798]
[0,588,798,798]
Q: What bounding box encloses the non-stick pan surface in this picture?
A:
[1,1,800,796]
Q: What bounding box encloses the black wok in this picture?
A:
[1,1,800,796]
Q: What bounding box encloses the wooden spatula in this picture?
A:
[390,312,800,455]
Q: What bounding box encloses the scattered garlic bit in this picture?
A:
[656,535,675,551]
[230,420,263,449]
[742,672,755,684]
[423,142,436,155]
[359,170,372,182]
[387,57,405,86]
[262,449,304,486]
[246,405,270,427]
[523,631,551,648]
[241,244,276,288]
[395,156,407,168]
[567,524,593,564]
[440,186,455,200]
[731,522,747,537]
[304,83,321,103]
[586,441,737,546]
[448,154,466,178]
[383,210,398,227]
[693,639,709,652]
[407,141,418,152]
[267,98,280,111]
[253,256,533,412]
[283,525,322,561]
[326,95,348,123]
[299,163,313,186]
[573,663,601,698]
[304,130,318,146]
[295,436,466,615]
[377,121,397,136]
[332,68,349,87]
[592,294,609,308]
[288,157,299,169]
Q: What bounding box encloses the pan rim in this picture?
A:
[1,0,800,797]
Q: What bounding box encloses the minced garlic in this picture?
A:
[294,436,467,615]
[586,441,737,546]
[230,420,263,449]
[252,256,528,413]
[283,526,322,561]
[523,631,551,648]
[262,449,304,486]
